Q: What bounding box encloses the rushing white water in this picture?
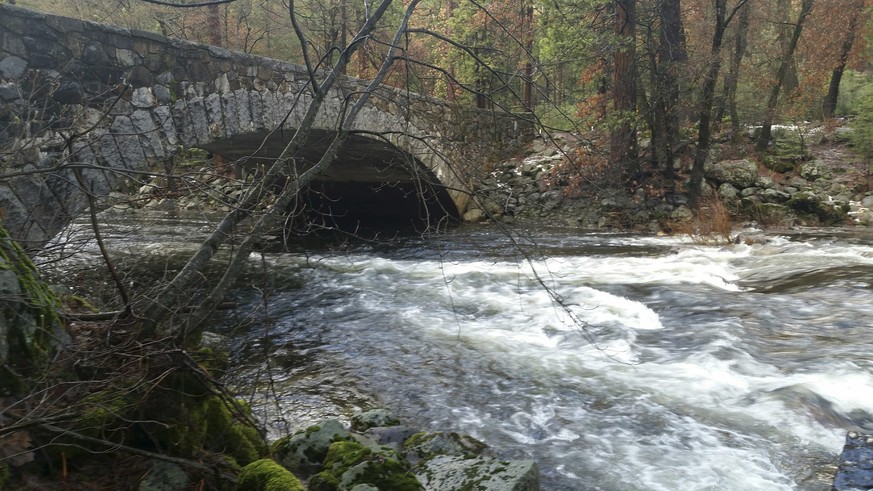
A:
[46,217,873,490]
[221,228,873,490]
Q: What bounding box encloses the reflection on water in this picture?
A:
[45,216,873,490]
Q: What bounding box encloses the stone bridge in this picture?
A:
[0,4,530,249]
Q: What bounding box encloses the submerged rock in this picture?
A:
[833,432,873,490]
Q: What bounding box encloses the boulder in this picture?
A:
[139,461,189,491]
[798,160,829,182]
[416,455,539,491]
[351,408,401,432]
[308,441,421,491]
[670,205,694,223]
[403,432,488,466]
[463,208,486,222]
[237,458,305,491]
[833,432,873,490]
[704,159,759,189]
[274,420,353,478]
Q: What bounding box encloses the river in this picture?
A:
[47,214,873,490]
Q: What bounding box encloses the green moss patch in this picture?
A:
[237,458,304,491]
[310,441,422,491]
[0,222,65,396]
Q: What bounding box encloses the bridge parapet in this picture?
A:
[0,4,532,249]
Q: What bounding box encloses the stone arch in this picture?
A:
[0,3,529,249]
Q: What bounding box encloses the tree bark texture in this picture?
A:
[822,0,863,118]
[653,0,686,186]
[756,0,814,151]
[689,0,731,207]
[611,0,639,176]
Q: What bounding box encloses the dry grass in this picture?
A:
[669,193,735,244]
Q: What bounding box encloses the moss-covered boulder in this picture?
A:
[237,458,305,491]
[415,455,540,491]
[403,432,488,466]
[139,460,190,491]
[0,222,66,396]
[785,192,849,224]
[350,408,401,432]
[704,159,759,189]
[308,441,422,491]
[273,420,353,478]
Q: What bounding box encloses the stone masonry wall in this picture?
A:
[0,4,531,249]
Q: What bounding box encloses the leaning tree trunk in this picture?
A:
[756,0,814,151]
[140,0,398,337]
[822,0,863,118]
[181,0,423,339]
[714,0,749,140]
[688,0,736,207]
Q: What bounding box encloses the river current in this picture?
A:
[48,216,873,490]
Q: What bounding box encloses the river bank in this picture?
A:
[465,124,873,235]
[41,123,873,490]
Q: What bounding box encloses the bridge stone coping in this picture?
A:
[0,4,531,249]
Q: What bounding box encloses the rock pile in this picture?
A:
[463,128,873,231]
[264,408,540,491]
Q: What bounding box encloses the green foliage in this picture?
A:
[836,71,873,117]
[236,459,304,491]
[850,89,873,160]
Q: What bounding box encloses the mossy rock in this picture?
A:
[0,222,66,396]
[415,455,539,491]
[785,192,849,225]
[139,460,190,491]
[237,458,304,491]
[201,398,266,466]
[350,408,401,432]
[309,441,422,491]
[403,432,488,465]
[273,420,353,478]
[761,156,796,174]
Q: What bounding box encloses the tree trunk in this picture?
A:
[723,1,750,140]
[339,0,348,75]
[182,0,423,337]
[141,0,399,336]
[654,0,686,187]
[823,1,862,118]
[688,0,733,207]
[522,5,534,111]
[776,0,800,94]
[207,5,222,46]
[756,0,814,151]
[611,0,639,176]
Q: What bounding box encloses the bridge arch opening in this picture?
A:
[199,129,460,237]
